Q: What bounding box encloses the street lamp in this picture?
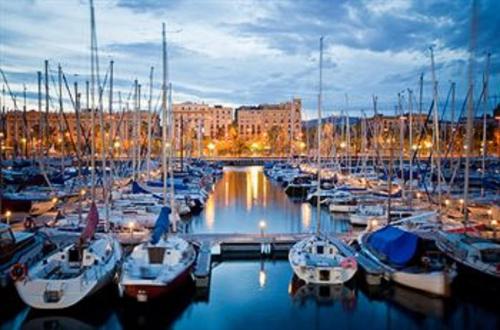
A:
[259,220,267,237]
[5,210,11,225]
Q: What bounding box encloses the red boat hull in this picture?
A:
[122,266,193,302]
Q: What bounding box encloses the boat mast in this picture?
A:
[397,92,405,200]
[147,66,154,181]
[408,89,414,208]
[464,0,478,224]
[58,64,65,175]
[108,60,115,192]
[44,60,49,156]
[480,53,490,197]
[345,94,351,175]
[161,23,168,207]
[132,79,138,180]
[89,0,100,203]
[316,36,323,236]
[137,83,142,176]
[429,47,442,219]
[75,82,83,224]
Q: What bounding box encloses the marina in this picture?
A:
[1,0,499,329]
[0,166,499,329]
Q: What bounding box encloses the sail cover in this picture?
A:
[132,181,151,194]
[150,206,171,245]
[367,226,419,267]
[80,202,99,242]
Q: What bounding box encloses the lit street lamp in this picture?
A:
[259,220,267,237]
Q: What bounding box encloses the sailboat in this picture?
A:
[289,37,358,286]
[118,206,196,302]
[13,203,122,309]
[118,23,196,303]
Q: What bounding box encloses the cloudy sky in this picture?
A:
[0,0,498,118]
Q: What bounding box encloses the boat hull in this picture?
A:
[120,265,192,302]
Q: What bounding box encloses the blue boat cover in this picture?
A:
[150,206,171,245]
[367,226,419,267]
[132,181,151,194]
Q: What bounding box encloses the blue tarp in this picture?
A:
[150,206,171,245]
[132,181,151,194]
[367,226,419,267]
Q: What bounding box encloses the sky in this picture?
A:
[0,0,498,119]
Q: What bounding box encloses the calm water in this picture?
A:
[1,166,499,330]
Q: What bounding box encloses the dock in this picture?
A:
[179,232,384,289]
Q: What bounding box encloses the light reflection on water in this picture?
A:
[189,166,350,235]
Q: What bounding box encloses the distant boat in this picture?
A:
[119,206,196,302]
[14,203,122,309]
[358,225,455,296]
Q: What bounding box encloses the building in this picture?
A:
[172,102,233,140]
[235,98,302,140]
[1,109,159,156]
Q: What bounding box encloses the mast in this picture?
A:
[408,89,414,207]
[429,47,442,218]
[345,94,351,175]
[98,82,109,227]
[397,92,405,200]
[137,83,142,176]
[147,66,154,181]
[44,60,49,154]
[464,0,478,224]
[316,36,323,236]
[132,79,138,180]
[108,60,114,191]
[37,72,43,159]
[23,85,29,159]
[75,82,83,224]
[89,0,100,202]
[481,53,490,197]
[58,64,65,175]
[161,23,168,207]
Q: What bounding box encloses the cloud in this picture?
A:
[0,0,498,119]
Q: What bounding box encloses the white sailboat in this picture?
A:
[118,23,196,302]
[289,37,357,286]
[14,203,122,309]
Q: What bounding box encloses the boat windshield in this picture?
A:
[480,249,500,263]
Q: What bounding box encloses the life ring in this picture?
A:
[10,263,28,282]
[340,257,357,269]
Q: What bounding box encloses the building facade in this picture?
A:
[172,102,233,140]
[235,98,302,141]
[1,109,159,155]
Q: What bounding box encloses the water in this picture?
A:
[1,166,499,330]
[187,166,351,234]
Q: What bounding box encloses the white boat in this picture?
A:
[289,235,358,285]
[359,225,455,296]
[350,204,386,226]
[435,232,500,286]
[119,206,196,302]
[14,203,122,309]
[327,191,357,213]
